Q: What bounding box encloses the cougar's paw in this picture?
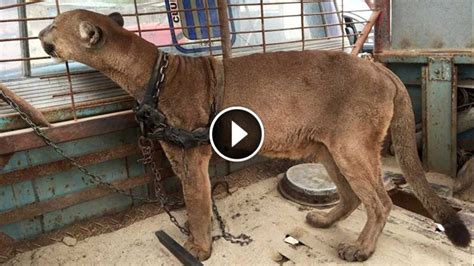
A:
[337,242,374,262]
[184,240,212,261]
[306,211,332,228]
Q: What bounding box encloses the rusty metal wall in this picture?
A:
[375,0,474,177]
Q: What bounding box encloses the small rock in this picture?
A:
[62,236,77,247]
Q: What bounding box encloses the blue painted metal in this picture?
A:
[422,57,457,176]
[375,0,473,176]
[0,128,147,240]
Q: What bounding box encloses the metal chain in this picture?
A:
[1,49,251,246]
[181,148,253,246]
[0,89,153,202]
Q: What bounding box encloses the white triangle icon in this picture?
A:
[231,121,248,147]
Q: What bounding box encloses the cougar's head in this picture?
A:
[38,9,124,64]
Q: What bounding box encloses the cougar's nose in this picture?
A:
[38,24,52,40]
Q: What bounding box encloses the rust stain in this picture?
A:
[399,38,411,49]
[0,144,142,186]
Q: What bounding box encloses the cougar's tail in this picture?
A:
[385,66,471,247]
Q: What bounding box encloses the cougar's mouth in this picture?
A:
[43,43,57,58]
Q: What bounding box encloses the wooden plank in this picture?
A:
[0,110,137,155]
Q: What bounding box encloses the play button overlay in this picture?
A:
[231,121,248,147]
[210,106,264,162]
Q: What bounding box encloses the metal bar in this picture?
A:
[351,10,380,55]
[203,0,214,55]
[260,0,266,53]
[133,0,143,38]
[218,0,232,58]
[0,144,141,186]
[0,1,38,10]
[0,175,152,227]
[300,0,305,51]
[17,0,31,77]
[0,16,55,23]
[365,0,375,10]
[155,230,203,266]
[0,110,137,155]
[340,0,344,51]
[65,62,78,120]
[374,0,390,53]
[0,56,49,63]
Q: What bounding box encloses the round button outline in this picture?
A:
[209,106,265,162]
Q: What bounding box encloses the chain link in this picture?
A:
[181,148,253,246]
[0,89,153,202]
[1,49,251,247]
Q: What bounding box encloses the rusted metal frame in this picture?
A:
[0,110,137,155]
[129,23,222,33]
[230,24,364,35]
[218,0,232,58]
[128,20,360,35]
[229,12,369,21]
[340,0,344,50]
[0,174,160,227]
[229,35,358,50]
[132,0,143,38]
[259,0,266,53]
[0,144,142,186]
[351,10,380,55]
[39,70,99,79]
[0,16,55,23]
[300,0,305,51]
[0,96,134,132]
[0,1,38,10]
[64,62,78,120]
[0,36,39,42]
[122,6,218,17]
[374,0,390,53]
[228,2,374,8]
[203,0,214,55]
[376,51,474,64]
[0,56,49,63]
[17,0,31,77]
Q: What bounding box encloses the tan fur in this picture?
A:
[38,10,470,262]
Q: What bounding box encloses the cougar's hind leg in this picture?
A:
[160,142,213,261]
[306,144,360,228]
[330,141,392,262]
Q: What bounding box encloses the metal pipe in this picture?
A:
[351,10,380,55]
[17,0,31,77]
[218,0,232,58]
[374,0,390,53]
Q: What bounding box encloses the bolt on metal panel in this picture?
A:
[422,57,457,176]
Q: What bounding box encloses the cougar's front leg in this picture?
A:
[160,142,213,261]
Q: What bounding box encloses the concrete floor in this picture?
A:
[7,167,472,265]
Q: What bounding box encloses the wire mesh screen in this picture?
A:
[0,0,372,132]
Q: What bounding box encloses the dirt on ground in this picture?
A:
[6,159,472,265]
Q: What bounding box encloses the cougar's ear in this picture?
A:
[108,12,124,27]
[79,21,103,48]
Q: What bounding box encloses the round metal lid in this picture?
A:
[278,163,339,208]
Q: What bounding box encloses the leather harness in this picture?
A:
[134,51,224,149]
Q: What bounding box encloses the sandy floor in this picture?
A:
[7,172,472,265]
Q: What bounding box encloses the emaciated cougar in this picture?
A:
[38,10,470,262]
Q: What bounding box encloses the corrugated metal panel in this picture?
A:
[0,72,129,116]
